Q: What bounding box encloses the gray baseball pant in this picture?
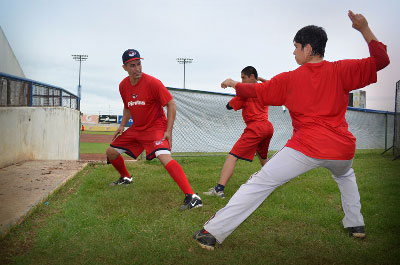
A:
[204,147,365,243]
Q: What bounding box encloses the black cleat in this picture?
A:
[348,226,366,239]
[181,193,202,210]
[193,229,216,250]
[110,176,133,186]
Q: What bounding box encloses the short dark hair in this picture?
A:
[293,25,328,58]
[241,66,258,79]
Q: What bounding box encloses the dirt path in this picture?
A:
[0,160,87,236]
[0,133,134,236]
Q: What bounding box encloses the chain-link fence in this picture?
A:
[395,81,400,159]
[382,80,400,160]
[0,72,78,110]
[167,87,394,156]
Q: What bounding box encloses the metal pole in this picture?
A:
[183,61,186,88]
[384,113,388,150]
[77,57,82,110]
[72,54,88,109]
[72,54,88,161]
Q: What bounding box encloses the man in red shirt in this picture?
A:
[203,66,273,198]
[193,11,390,250]
[106,49,202,210]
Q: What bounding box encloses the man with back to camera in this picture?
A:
[203,66,273,198]
[193,10,390,250]
[106,49,202,210]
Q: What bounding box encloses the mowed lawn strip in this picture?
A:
[1,150,399,265]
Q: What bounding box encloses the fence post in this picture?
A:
[60,90,63,107]
[384,112,388,150]
[30,82,33,106]
[6,79,11,105]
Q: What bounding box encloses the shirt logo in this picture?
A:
[132,94,138,99]
[127,100,145,107]
[154,140,163,146]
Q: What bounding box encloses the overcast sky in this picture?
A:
[1,0,399,114]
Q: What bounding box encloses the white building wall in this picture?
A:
[0,26,25,77]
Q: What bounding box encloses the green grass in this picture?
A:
[1,150,399,265]
[80,142,109,153]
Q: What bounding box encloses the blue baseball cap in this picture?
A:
[122,49,143,64]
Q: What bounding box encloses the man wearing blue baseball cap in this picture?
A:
[106,49,203,210]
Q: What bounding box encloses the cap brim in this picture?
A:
[124,58,144,64]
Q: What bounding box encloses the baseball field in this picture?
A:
[0,149,399,264]
[79,131,134,161]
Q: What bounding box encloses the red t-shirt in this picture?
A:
[236,41,389,160]
[119,73,172,131]
[229,96,269,125]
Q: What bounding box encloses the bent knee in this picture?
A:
[333,167,354,178]
[106,146,120,159]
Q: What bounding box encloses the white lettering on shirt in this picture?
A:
[127,100,145,107]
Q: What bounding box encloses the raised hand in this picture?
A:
[348,10,368,32]
[348,10,377,43]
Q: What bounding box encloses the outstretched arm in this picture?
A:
[221,78,258,98]
[221,78,238,89]
[348,10,377,44]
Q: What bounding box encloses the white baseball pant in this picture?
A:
[204,147,365,243]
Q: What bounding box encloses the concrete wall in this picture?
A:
[0,107,80,168]
[0,26,25,78]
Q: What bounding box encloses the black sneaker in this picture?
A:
[193,229,216,250]
[348,226,366,239]
[180,193,202,210]
[110,176,133,186]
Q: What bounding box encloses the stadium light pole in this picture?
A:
[72,54,87,161]
[176,58,193,89]
[71,54,88,110]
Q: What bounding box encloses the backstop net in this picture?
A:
[167,87,394,156]
[168,88,292,154]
